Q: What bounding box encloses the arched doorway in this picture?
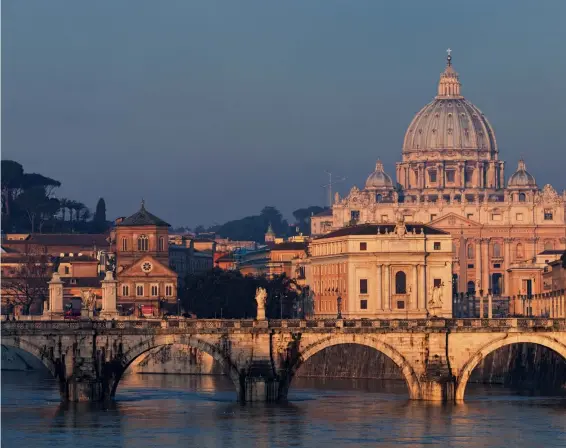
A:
[456,335,566,402]
[491,273,502,295]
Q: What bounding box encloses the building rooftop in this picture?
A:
[271,242,308,251]
[315,223,449,239]
[118,201,170,227]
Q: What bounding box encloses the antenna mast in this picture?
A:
[321,171,346,208]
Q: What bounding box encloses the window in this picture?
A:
[493,263,501,268]
[158,237,165,251]
[516,243,524,259]
[138,235,149,251]
[165,285,173,296]
[121,237,128,251]
[376,194,383,202]
[467,214,474,220]
[516,213,523,221]
[467,244,474,259]
[359,279,368,294]
[397,301,405,309]
[350,210,360,222]
[70,278,76,285]
[136,285,144,296]
[493,243,501,258]
[446,170,455,183]
[518,193,526,202]
[465,170,472,183]
[429,170,437,183]
[64,266,70,274]
[360,300,368,310]
[395,271,407,294]
[151,285,158,296]
[430,214,437,221]
[467,264,474,269]
[359,242,367,251]
[433,278,442,288]
[491,213,502,221]
[433,242,441,250]
[122,285,129,296]
[544,210,553,220]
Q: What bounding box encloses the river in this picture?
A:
[2,371,566,447]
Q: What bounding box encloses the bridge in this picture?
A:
[2,317,566,403]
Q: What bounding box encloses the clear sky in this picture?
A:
[3,0,566,227]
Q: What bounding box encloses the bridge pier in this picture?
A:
[419,379,456,402]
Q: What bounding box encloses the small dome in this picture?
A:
[508,159,536,188]
[365,160,393,190]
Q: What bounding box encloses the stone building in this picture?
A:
[114,202,177,315]
[308,218,453,318]
[311,53,566,297]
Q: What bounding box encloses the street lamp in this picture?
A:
[337,296,342,319]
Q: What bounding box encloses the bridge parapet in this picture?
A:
[3,318,566,334]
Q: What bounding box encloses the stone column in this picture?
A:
[376,265,383,310]
[488,294,493,318]
[411,265,418,310]
[100,271,118,319]
[482,239,490,294]
[383,264,391,310]
[418,264,426,310]
[499,162,505,189]
[475,239,482,292]
[438,163,444,189]
[503,238,512,295]
[460,163,466,188]
[48,272,65,318]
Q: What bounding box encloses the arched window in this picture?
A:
[518,193,526,202]
[493,243,501,258]
[467,281,475,294]
[138,235,149,251]
[544,240,554,251]
[395,271,407,294]
[122,285,129,296]
[158,237,165,252]
[516,243,524,259]
[121,237,128,251]
[467,244,474,259]
[376,194,383,203]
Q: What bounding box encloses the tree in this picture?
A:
[1,160,24,223]
[3,247,52,315]
[93,198,107,232]
[293,206,326,235]
[15,187,60,233]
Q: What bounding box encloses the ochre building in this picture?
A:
[311,53,566,297]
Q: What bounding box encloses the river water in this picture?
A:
[2,371,566,447]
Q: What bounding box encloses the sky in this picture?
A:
[3,0,566,228]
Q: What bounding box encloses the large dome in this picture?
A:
[402,55,497,157]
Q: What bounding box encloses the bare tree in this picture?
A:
[3,247,52,315]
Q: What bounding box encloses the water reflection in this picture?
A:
[2,372,566,448]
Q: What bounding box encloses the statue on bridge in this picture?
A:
[255,287,267,321]
[428,283,444,317]
[80,289,97,318]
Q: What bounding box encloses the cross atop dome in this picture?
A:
[446,48,452,66]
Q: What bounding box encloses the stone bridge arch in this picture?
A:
[109,334,241,399]
[284,333,422,400]
[2,337,58,377]
[455,334,566,402]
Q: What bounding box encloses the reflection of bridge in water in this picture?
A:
[2,318,566,403]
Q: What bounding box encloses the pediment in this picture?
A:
[429,212,481,229]
[118,255,177,279]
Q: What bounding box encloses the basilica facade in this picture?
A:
[312,54,566,298]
